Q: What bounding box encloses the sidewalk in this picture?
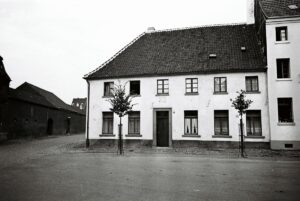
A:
[71,141,300,161]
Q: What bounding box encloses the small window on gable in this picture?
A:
[104,82,114,97]
[276,27,288,41]
[277,59,290,79]
[130,81,140,95]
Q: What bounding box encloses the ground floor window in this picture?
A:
[184,111,198,134]
[246,110,262,136]
[214,110,229,135]
[278,98,293,123]
[102,112,113,134]
[128,111,140,135]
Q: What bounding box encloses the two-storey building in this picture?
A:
[84,24,270,148]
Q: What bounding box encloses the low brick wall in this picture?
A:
[90,139,270,149]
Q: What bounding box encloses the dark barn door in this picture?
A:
[156,111,169,147]
[47,118,53,135]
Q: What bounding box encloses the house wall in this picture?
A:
[266,18,300,150]
[4,99,86,138]
[88,72,269,147]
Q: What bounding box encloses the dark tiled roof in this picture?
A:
[259,0,300,18]
[85,24,266,80]
[9,82,85,115]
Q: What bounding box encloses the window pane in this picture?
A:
[214,118,221,135]
[158,89,163,94]
[221,78,226,92]
[214,78,219,92]
[221,118,228,135]
[186,79,191,84]
[191,118,198,134]
[185,118,191,133]
[186,88,191,93]
[252,78,258,91]
[246,78,252,91]
[164,89,169,93]
[158,80,163,85]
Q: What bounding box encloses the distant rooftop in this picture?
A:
[259,0,300,18]
[9,82,85,115]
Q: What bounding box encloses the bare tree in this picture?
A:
[107,83,134,155]
[231,90,253,158]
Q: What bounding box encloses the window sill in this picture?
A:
[213,92,228,95]
[276,78,292,81]
[125,134,142,137]
[245,136,265,139]
[99,134,115,137]
[275,41,290,44]
[182,134,200,138]
[185,92,199,96]
[156,93,169,96]
[245,91,261,94]
[277,122,295,126]
[212,135,232,138]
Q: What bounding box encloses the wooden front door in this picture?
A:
[156,111,169,147]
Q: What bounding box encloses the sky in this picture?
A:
[0,0,248,104]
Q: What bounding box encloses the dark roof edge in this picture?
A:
[85,68,267,81]
[9,96,85,116]
[83,32,146,79]
[258,0,300,19]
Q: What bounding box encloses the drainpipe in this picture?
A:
[86,80,90,148]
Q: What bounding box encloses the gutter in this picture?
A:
[86,80,90,148]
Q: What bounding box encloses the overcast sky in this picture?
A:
[0,0,248,103]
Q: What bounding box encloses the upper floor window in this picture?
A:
[278,98,293,123]
[246,76,259,92]
[130,81,140,95]
[214,77,227,93]
[102,112,113,134]
[277,59,290,79]
[246,110,262,136]
[184,111,198,135]
[104,82,114,97]
[128,111,140,135]
[276,26,288,41]
[185,78,198,94]
[157,79,169,95]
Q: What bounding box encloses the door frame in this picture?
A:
[153,108,172,147]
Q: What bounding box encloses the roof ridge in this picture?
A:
[147,22,247,34]
[84,32,146,79]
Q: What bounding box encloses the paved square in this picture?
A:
[0,135,299,201]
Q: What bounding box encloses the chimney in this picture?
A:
[246,0,255,24]
[146,27,155,33]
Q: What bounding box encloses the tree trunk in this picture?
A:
[118,116,124,155]
[240,115,245,158]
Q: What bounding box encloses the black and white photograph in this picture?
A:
[0,0,299,200]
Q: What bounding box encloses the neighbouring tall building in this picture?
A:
[84,0,300,150]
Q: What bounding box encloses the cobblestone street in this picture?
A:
[0,134,300,201]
